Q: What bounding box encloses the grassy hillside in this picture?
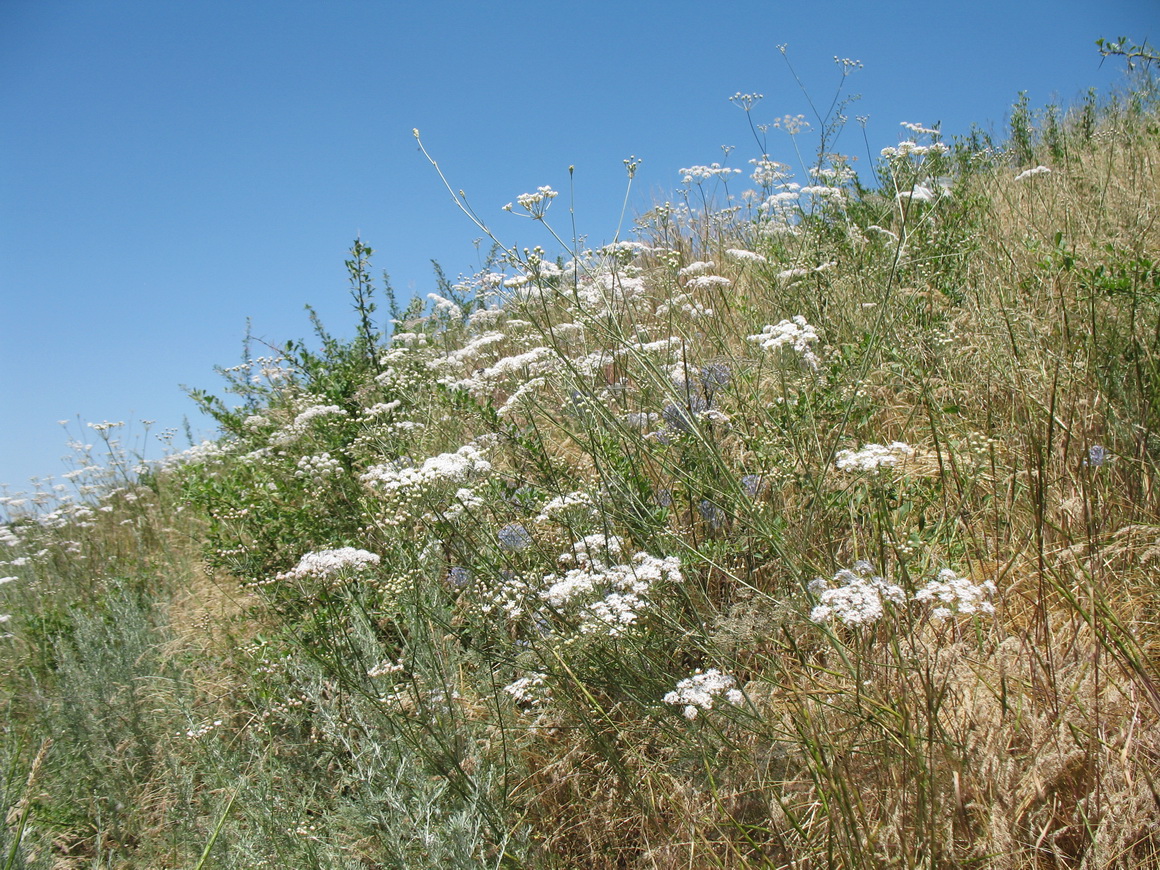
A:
[2,58,1159,868]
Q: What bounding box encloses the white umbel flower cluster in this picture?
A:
[505,185,558,219]
[677,260,716,278]
[1014,165,1051,182]
[535,490,597,524]
[276,547,381,583]
[834,442,916,473]
[914,568,997,621]
[679,163,742,183]
[541,548,682,637]
[663,669,743,720]
[748,316,820,369]
[726,248,767,264]
[504,672,551,707]
[295,452,342,483]
[809,562,905,626]
[270,404,348,446]
[361,445,492,493]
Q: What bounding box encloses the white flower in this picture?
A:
[513,185,558,218]
[686,275,731,291]
[810,563,904,627]
[679,163,741,184]
[748,316,820,369]
[504,672,551,706]
[276,547,380,583]
[362,444,492,493]
[664,669,744,719]
[677,260,716,278]
[914,568,996,620]
[897,185,936,203]
[726,248,767,264]
[1014,165,1051,182]
[834,442,915,474]
[538,550,681,638]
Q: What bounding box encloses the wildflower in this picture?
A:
[427,293,462,319]
[1014,165,1051,182]
[276,547,381,583]
[772,114,810,134]
[901,121,941,136]
[362,444,491,493]
[897,185,936,203]
[914,568,996,621]
[367,659,404,677]
[498,523,533,551]
[504,672,551,706]
[726,248,767,264]
[679,163,741,184]
[748,316,821,369]
[699,363,732,397]
[810,563,904,626]
[686,275,731,291]
[446,566,471,587]
[295,452,342,483]
[729,92,763,111]
[698,500,724,529]
[536,491,596,523]
[834,442,915,474]
[1086,444,1107,467]
[740,474,763,497]
[511,185,558,219]
[541,550,682,637]
[663,669,744,720]
[663,394,709,434]
[678,260,716,278]
[748,156,790,187]
[800,184,847,202]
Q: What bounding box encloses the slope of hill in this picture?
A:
[1,60,1158,869]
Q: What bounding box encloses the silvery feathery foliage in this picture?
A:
[663,669,743,720]
[276,547,381,583]
[834,442,916,473]
[748,316,821,369]
[809,562,905,626]
[913,568,997,621]
[361,445,492,493]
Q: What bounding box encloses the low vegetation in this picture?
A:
[2,47,1159,869]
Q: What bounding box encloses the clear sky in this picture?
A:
[1,0,1154,490]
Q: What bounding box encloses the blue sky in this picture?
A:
[1,0,1154,490]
